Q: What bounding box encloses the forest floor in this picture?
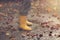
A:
[0,1,60,40]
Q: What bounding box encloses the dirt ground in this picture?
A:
[0,0,60,40]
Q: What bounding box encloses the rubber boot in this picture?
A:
[26,20,32,26]
[19,16,32,31]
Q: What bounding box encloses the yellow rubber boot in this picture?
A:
[26,21,32,26]
[19,16,32,31]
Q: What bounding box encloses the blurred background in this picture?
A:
[0,0,60,40]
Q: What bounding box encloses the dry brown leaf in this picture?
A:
[46,7,52,13]
[53,13,58,17]
[0,4,3,7]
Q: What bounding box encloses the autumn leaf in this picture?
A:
[0,4,3,7]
